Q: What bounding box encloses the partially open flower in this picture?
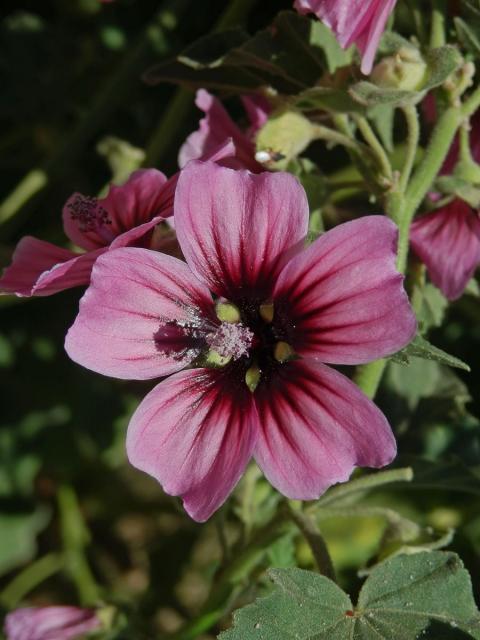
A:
[293,0,398,74]
[66,161,416,522]
[179,89,270,172]
[4,606,101,640]
[410,199,480,300]
[0,142,234,298]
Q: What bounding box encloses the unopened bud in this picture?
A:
[256,110,315,168]
[371,47,427,91]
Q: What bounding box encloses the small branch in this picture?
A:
[287,505,336,581]
[315,468,414,508]
[399,104,420,194]
[353,115,393,180]
[353,358,387,400]
[0,553,64,609]
[430,0,447,49]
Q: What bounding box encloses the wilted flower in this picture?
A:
[65,161,416,522]
[179,89,270,172]
[293,0,398,74]
[4,606,101,640]
[410,199,480,300]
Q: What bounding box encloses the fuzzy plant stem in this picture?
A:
[354,87,480,398]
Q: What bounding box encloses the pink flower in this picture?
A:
[4,606,101,640]
[65,161,416,522]
[0,141,234,298]
[410,199,480,300]
[293,0,398,74]
[179,89,270,172]
[0,169,174,297]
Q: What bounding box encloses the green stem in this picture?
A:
[312,124,364,152]
[353,358,387,399]
[287,506,336,581]
[58,485,100,605]
[315,467,414,508]
[353,115,393,180]
[0,553,64,609]
[398,105,420,194]
[430,0,447,49]
[398,105,463,272]
[406,0,428,43]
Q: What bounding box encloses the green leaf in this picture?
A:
[391,335,471,371]
[423,46,464,92]
[294,86,366,114]
[413,283,448,332]
[221,553,480,639]
[395,456,480,496]
[349,81,416,107]
[0,508,50,576]
[455,17,480,56]
[369,104,395,152]
[220,568,354,639]
[309,21,352,73]
[145,12,332,94]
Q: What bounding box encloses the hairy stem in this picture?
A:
[287,505,336,581]
[430,0,447,49]
[353,115,393,180]
[0,553,64,609]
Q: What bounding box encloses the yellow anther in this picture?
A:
[205,350,232,368]
[259,301,274,323]
[245,364,261,393]
[215,302,241,323]
[274,341,295,363]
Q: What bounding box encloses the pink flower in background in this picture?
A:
[4,606,100,640]
[293,0,398,74]
[410,199,480,300]
[179,89,270,172]
[0,170,174,297]
[66,161,416,522]
[0,140,234,298]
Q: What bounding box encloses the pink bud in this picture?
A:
[4,606,101,640]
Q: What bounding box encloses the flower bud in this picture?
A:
[255,110,315,168]
[371,47,427,91]
[4,606,101,640]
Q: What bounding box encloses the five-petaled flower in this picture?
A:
[293,0,398,74]
[4,606,101,640]
[65,161,416,522]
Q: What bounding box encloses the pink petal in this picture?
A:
[240,94,271,134]
[174,161,309,300]
[274,216,416,364]
[293,0,398,74]
[62,169,169,251]
[4,606,100,640]
[65,247,215,380]
[410,200,480,300]
[254,359,396,500]
[178,89,262,172]
[126,368,258,522]
[0,237,101,297]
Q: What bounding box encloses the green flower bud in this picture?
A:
[371,47,427,91]
[255,110,315,168]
